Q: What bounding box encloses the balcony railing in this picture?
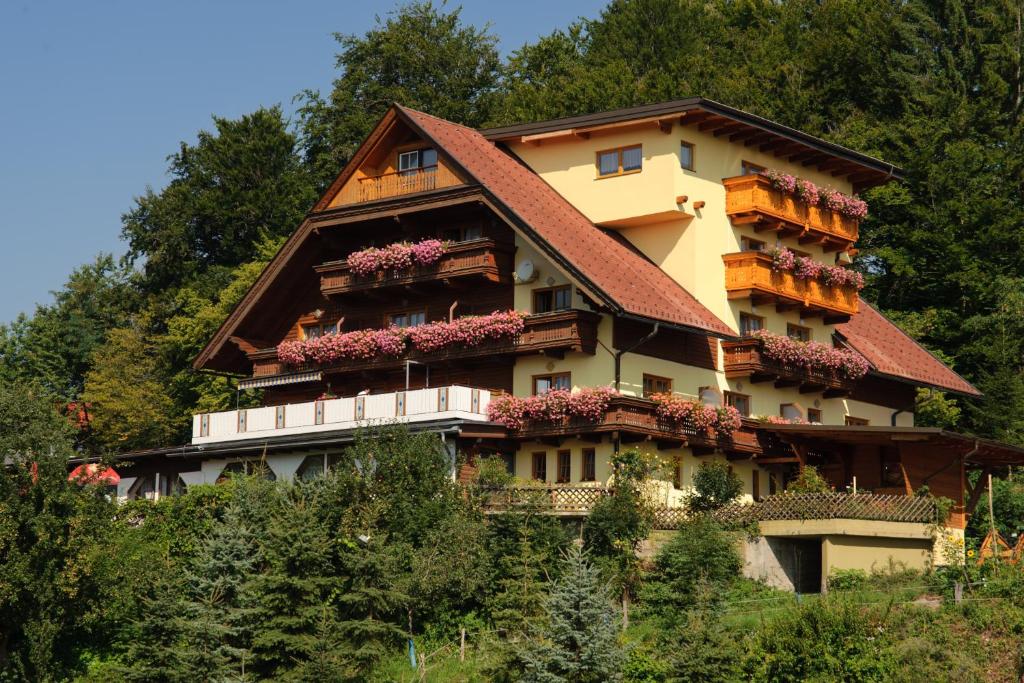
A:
[724,174,859,249]
[510,395,761,454]
[723,337,857,397]
[723,251,859,318]
[192,385,491,444]
[479,485,610,513]
[315,239,513,296]
[249,310,601,379]
[333,165,464,206]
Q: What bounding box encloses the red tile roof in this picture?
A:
[838,300,980,396]
[398,106,735,337]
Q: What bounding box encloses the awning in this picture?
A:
[757,425,1024,467]
[68,463,120,485]
[238,371,323,391]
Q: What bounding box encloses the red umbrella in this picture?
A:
[68,463,120,486]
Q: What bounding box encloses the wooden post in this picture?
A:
[954,582,963,605]
[459,627,466,662]
[852,476,857,495]
[988,473,998,563]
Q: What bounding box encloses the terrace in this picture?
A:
[723,251,859,319]
[331,165,465,206]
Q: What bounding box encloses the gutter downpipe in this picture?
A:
[890,409,905,427]
[613,323,660,453]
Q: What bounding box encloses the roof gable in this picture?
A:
[837,300,980,397]
[397,105,734,336]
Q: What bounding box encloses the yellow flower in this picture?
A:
[967,549,976,558]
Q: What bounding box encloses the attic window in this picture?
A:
[597,145,642,177]
[398,148,438,174]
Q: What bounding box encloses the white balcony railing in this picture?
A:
[192,385,492,445]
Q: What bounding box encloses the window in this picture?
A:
[596,145,642,177]
[752,469,761,501]
[533,285,572,313]
[742,160,766,176]
[845,415,869,426]
[531,452,547,481]
[740,236,766,252]
[739,312,764,336]
[643,374,672,398]
[398,148,438,174]
[440,224,483,242]
[680,141,695,171]
[787,323,812,342]
[807,408,823,424]
[296,454,328,481]
[582,448,596,481]
[557,450,571,483]
[780,403,805,422]
[302,321,338,339]
[533,373,571,395]
[388,311,426,328]
[726,391,751,417]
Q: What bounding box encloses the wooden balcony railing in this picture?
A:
[723,251,859,319]
[723,337,857,397]
[724,174,859,249]
[511,395,761,454]
[315,239,513,296]
[333,165,464,206]
[249,310,601,378]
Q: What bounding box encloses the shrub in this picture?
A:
[640,516,742,620]
[786,465,830,494]
[827,568,868,592]
[687,460,743,513]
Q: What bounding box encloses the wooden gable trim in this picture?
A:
[313,108,401,213]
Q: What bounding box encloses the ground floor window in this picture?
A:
[581,448,596,481]
[531,452,547,481]
[557,450,571,483]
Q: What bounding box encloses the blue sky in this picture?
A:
[0,0,606,323]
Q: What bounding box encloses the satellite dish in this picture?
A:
[515,260,536,283]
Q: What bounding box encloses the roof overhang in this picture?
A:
[481,97,901,192]
[759,424,1024,467]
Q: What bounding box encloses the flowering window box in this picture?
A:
[723,251,859,319]
[248,310,600,378]
[724,174,861,249]
[316,238,513,296]
[723,333,868,397]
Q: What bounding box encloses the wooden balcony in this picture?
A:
[723,337,857,397]
[723,251,859,320]
[249,310,601,378]
[511,395,761,455]
[315,239,513,297]
[333,165,464,206]
[724,174,858,251]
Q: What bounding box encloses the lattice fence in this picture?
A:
[480,486,610,513]
[711,493,938,526]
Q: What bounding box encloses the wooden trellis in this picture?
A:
[975,529,1023,566]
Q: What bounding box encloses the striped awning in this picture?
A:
[238,371,322,390]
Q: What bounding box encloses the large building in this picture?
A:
[108,99,1024,584]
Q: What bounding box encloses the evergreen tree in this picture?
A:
[288,608,352,683]
[118,560,189,683]
[250,496,340,680]
[488,525,549,636]
[177,503,260,682]
[334,537,408,676]
[511,545,625,683]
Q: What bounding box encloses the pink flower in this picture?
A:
[751,330,870,380]
[651,393,742,439]
[347,239,448,277]
[794,256,823,281]
[763,168,868,220]
[764,169,797,194]
[486,387,618,429]
[770,247,796,272]
[795,179,820,205]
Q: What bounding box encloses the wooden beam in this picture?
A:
[656,118,674,134]
[788,150,822,163]
[729,128,764,143]
[714,123,750,138]
[744,133,775,147]
[678,111,713,126]
[802,154,831,167]
[698,117,731,132]
[758,138,792,153]
[965,465,992,516]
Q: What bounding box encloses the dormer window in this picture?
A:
[398,148,438,175]
[597,145,642,178]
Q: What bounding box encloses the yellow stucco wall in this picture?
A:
[500,122,913,494]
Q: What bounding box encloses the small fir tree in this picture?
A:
[511,545,625,682]
[488,526,549,635]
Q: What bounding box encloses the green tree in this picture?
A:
[511,544,625,683]
[122,107,313,293]
[640,516,741,621]
[488,525,549,636]
[81,326,178,451]
[117,562,189,683]
[786,465,831,494]
[297,1,501,188]
[687,460,743,513]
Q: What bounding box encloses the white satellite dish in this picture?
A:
[515,259,536,283]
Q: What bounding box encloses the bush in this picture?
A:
[640,517,742,620]
[786,465,830,494]
[745,597,895,681]
[687,460,743,513]
[827,568,869,592]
